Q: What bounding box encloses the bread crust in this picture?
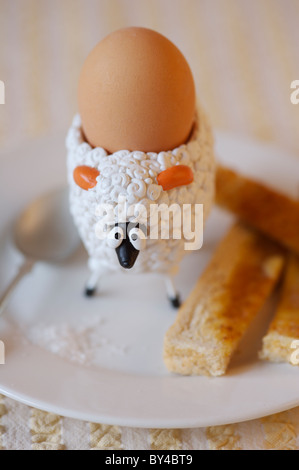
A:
[164,223,285,376]
[216,165,299,254]
[260,254,299,364]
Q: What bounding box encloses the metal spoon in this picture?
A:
[0,187,80,316]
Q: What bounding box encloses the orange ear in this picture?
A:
[157,165,194,191]
[73,165,100,190]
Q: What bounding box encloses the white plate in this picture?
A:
[0,132,299,428]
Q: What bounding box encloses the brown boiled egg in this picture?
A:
[78,27,196,154]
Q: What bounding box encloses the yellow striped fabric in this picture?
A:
[262,412,297,450]
[150,429,182,450]
[90,423,123,450]
[206,424,241,450]
[0,395,7,450]
[30,409,65,450]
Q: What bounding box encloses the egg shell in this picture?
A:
[78,27,196,154]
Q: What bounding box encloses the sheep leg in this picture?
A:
[165,276,181,309]
[84,270,101,297]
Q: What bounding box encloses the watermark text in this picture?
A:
[290,80,299,104]
[290,340,299,365]
[95,198,204,251]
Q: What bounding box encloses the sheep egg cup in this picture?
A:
[66,107,215,305]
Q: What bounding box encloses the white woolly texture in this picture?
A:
[66,108,215,275]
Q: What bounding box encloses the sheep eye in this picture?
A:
[129,228,146,251]
[107,226,124,248]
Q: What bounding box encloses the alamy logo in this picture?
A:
[0,340,4,364]
[290,340,299,365]
[95,197,204,251]
[290,80,299,105]
[0,80,5,104]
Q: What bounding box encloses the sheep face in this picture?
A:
[66,109,215,275]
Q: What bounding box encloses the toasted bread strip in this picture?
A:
[216,165,299,255]
[164,223,285,376]
[259,254,299,364]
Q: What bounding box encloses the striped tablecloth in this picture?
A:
[0,0,299,450]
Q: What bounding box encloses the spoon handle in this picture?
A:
[0,259,35,317]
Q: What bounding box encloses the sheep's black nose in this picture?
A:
[116,237,139,269]
[121,260,131,269]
